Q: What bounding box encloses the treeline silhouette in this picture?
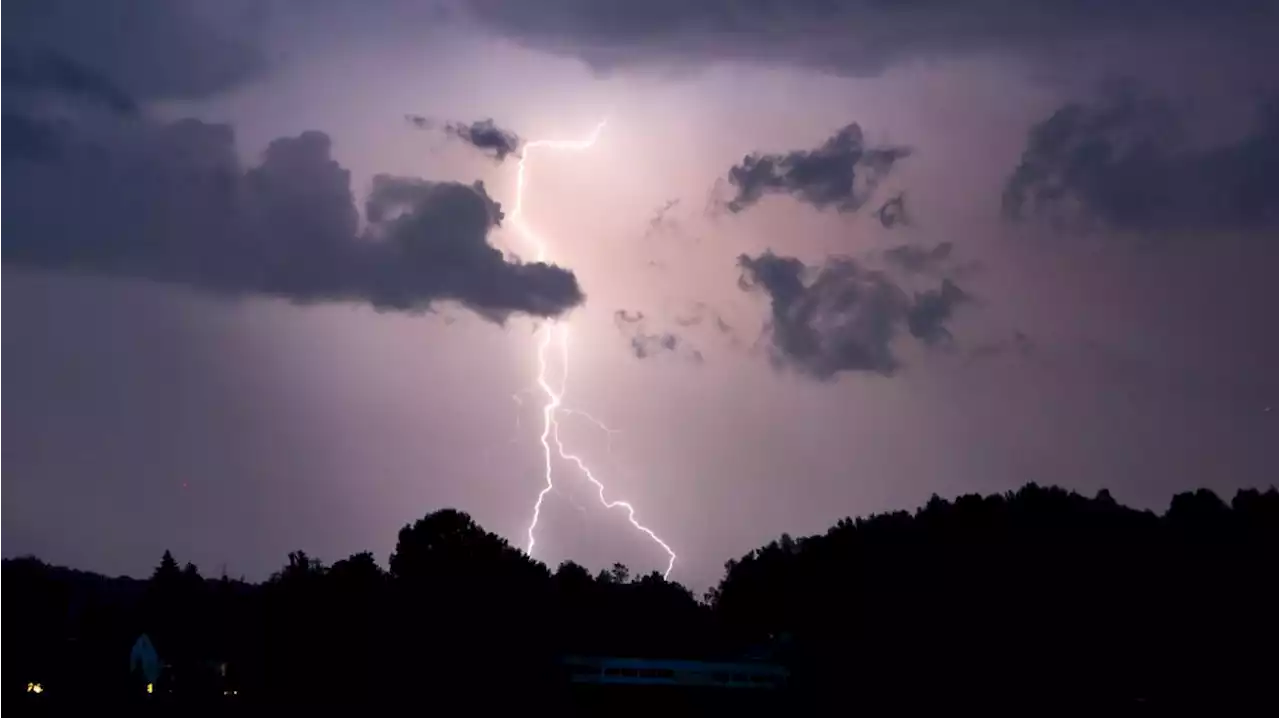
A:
[7,483,1275,713]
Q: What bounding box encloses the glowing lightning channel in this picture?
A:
[512,121,678,580]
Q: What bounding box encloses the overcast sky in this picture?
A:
[3,0,1275,589]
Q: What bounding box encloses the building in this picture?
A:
[560,655,790,713]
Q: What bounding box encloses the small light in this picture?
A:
[146,682,154,694]
[27,682,44,694]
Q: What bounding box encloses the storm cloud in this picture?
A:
[883,242,954,275]
[1002,90,1278,234]
[906,279,968,346]
[3,50,139,116]
[737,251,968,379]
[444,118,523,162]
[644,198,681,239]
[3,113,583,321]
[724,123,910,214]
[875,193,909,229]
[460,0,1274,83]
[674,302,735,337]
[612,309,704,364]
[4,0,265,102]
[2,113,73,162]
[407,116,524,162]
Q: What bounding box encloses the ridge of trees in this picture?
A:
[7,483,1275,710]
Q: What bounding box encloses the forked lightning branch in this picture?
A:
[508,121,677,579]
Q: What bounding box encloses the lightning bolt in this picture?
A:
[511,120,678,580]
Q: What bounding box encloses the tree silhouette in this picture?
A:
[384,509,554,706]
[152,551,180,582]
[5,484,1275,711]
[607,562,630,585]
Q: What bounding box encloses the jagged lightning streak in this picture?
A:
[512,121,678,580]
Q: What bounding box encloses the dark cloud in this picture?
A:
[673,302,735,337]
[3,50,139,116]
[443,118,523,162]
[404,116,521,164]
[460,0,1274,82]
[612,310,704,364]
[614,309,645,324]
[3,112,583,322]
[644,198,681,239]
[670,301,742,350]
[968,330,1037,363]
[405,114,434,130]
[724,123,909,214]
[883,242,954,275]
[875,193,909,229]
[906,279,968,346]
[631,333,704,364]
[2,113,72,161]
[1003,90,1278,234]
[737,253,905,377]
[737,251,968,379]
[361,175,582,319]
[4,0,265,103]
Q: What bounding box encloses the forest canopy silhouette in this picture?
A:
[7,483,1275,711]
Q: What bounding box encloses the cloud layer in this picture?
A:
[737,251,968,379]
[444,118,523,162]
[883,242,954,275]
[4,111,583,321]
[461,0,1274,82]
[613,310,704,364]
[875,193,909,229]
[724,123,909,214]
[406,116,524,163]
[4,0,265,102]
[3,50,140,116]
[1003,91,1278,234]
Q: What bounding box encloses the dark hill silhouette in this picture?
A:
[6,483,1275,713]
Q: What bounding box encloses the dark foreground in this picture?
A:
[14,687,1265,717]
[8,484,1275,715]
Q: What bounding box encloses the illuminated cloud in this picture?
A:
[882,242,954,275]
[4,0,264,102]
[444,118,523,162]
[674,302,736,338]
[644,198,681,239]
[737,251,968,378]
[875,193,909,229]
[1003,90,1278,233]
[906,279,968,346]
[460,0,1273,82]
[612,310,704,364]
[723,123,909,214]
[3,115,584,322]
[405,116,524,162]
